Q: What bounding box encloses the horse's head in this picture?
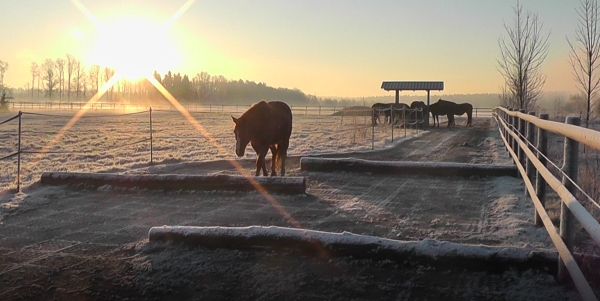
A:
[232,116,250,157]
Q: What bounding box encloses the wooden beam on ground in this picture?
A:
[148,225,556,273]
[300,157,517,177]
[40,172,306,194]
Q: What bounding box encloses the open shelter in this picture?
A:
[381,81,444,127]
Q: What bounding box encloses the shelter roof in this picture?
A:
[381,81,444,91]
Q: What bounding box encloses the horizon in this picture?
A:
[0,0,582,98]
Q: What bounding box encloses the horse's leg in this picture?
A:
[467,111,472,127]
[254,157,261,176]
[261,148,269,176]
[269,145,278,176]
[255,146,269,176]
[279,141,289,176]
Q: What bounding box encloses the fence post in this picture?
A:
[502,108,507,145]
[525,111,536,196]
[510,108,517,162]
[150,107,153,164]
[558,115,581,284]
[534,113,549,227]
[501,108,508,151]
[390,105,394,142]
[403,107,407,137]
[371,109,375,150]
[518,109,526,167]
[17,111,22,192]
[352,115,357,143]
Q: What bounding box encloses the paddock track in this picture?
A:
[0,118,586,300]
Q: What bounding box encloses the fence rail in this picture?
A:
[3,101,494,117]
[494,107,600,301]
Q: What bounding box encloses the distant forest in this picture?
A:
[10,54,366,107]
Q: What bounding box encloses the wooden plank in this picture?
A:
[300,157,517,177]
[40,172,306,194]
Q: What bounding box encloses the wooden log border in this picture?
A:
[149,225,557,273]
[300,157,518,177]
[40,172,306,194]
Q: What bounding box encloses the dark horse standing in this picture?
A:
[436,99,473,127]
[409,101,428,128]
[232,100,293,176]
[429,102,455,127]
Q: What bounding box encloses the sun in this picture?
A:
[87,16,181,80]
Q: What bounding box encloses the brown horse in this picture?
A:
[232,100,293,176]
[429,102,455,127]
[436,99,473,127]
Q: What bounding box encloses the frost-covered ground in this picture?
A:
[0,110,594,300]
[0,110,419,191]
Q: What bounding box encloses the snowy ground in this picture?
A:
[0,112,595,300]
[0,110,419,191]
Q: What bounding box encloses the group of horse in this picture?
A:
[230,99,474,178]
[372,99,473,128]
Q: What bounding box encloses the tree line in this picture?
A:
[1,55,362,107]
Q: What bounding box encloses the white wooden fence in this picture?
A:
[494,107,600,301]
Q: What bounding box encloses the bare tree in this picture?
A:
[554,96,565,117]
[567,0,600,128]
[37,70,41,100]
[41,59,56,100]
[89,64,100,95]
[0,60,9,90]
[74,60,83,100]
[103,67,115,101]
[497,1,550,112]
[66,54,76,102]
[30,62,38,100]
[498,85,515,107]
[55,58,65,101]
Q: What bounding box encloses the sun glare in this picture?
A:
[88,16,181,80]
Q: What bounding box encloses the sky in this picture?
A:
[0,0,581,98]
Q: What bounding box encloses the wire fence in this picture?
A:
[6,101,355,116]
[5,100,494,117]
[0,107,428,192]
